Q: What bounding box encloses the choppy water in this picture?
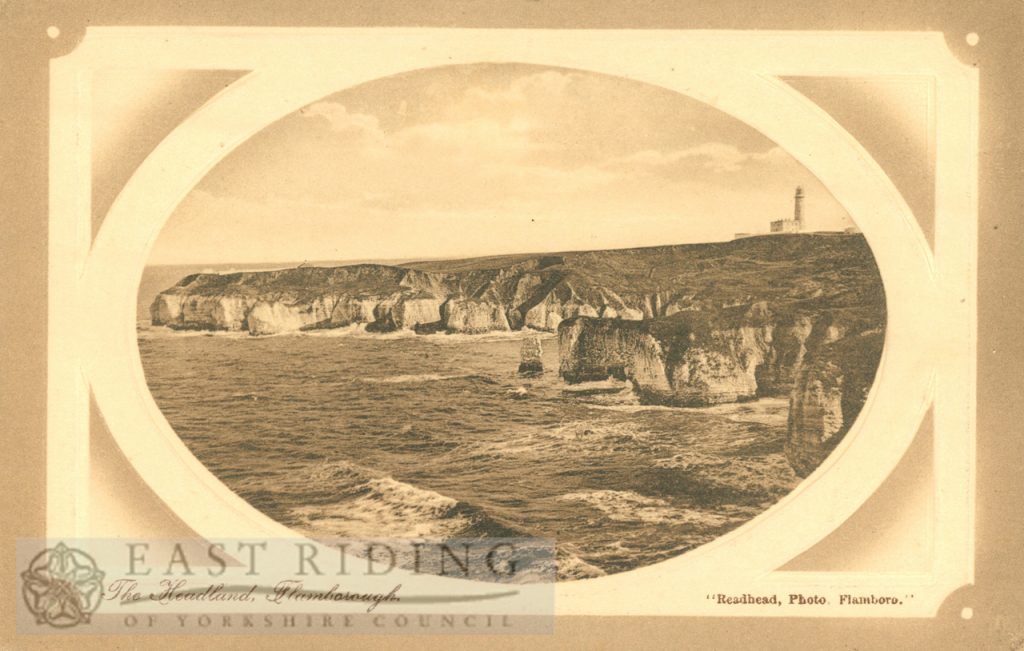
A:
[137,324,799,580]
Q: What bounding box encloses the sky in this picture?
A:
[148,63,855,266]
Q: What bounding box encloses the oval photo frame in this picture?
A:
[69,30,949,614]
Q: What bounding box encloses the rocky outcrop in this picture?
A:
[754,316,816,396]
[246,300,323,336]
[518,337,544,376]
[152,294,256,331]
[785,329,885,477]
[329,297,378,327]
[558,302,831,407]
[557,303,885,475]
[368,295,444,333]
[440,299,511,334]
[559,318,664,385]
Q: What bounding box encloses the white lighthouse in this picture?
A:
[769,187,805,234]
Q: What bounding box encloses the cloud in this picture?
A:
[300,99,547,163]
[301,102,382,138]
[164,66,853,265]
[266,92,800,222]
[456,70,578,115]
[608,143,790,174]
[297,70,583,165]
[289,96,608,207]
[392,116,544,160]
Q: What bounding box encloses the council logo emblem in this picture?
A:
[21,542,105,628]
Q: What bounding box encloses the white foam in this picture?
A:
[587,396,790,419]
[289,474,470,539]
[546,421,656,446]
[141,321,558,343]
[654,453,799,497]
[561,378,631,392]
[558,490,676,524]
[136,325,250,339]
[307,458,366,483]
[289,323,370,338]
[366,476,459,513]
[387,329,557,345]
[556,553,607,581]
[585,403,677,413]
[358,373,473,385]
[459,421,659,461]
[653,451,731,472]
[558,490,733,528]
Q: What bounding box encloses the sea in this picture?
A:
[137,266,800,580]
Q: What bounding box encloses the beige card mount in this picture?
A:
[47,28,976,617]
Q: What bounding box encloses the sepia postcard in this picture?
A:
[1,1,1021,648]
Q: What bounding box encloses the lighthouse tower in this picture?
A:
[768,186,806,234]
[794,186,804,230]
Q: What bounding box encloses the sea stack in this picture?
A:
[518,336,544,376]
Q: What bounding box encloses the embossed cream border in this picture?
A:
[48,28,976,616]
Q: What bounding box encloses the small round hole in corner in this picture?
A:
[46,25,61,40]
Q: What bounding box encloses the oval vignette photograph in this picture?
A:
[136,63,887,581]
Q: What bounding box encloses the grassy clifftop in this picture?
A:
[152,232,884,336]
[408,232,883,313]
[170,233,881,307]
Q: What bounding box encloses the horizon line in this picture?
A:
[144,229,858,269]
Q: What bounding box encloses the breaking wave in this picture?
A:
[140,321,558,343]
[285,460,523,541]
[457,420,664,461]
[287,461,471,539]
[559,490,733,526]
[653,452,799,499]
[357,373,475,385]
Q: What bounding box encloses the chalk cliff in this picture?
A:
[785,329,885,477]
[151,233,882,337]
[557,304,884,474]
[558,303,876,404]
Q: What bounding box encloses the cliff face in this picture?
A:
[785,329,885,477]
[557,306,884,475]
[152,260,569,335]
[558,303,860,407]
[440,299,511,334]
[558,318,665,385]
[150,233,882,338]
